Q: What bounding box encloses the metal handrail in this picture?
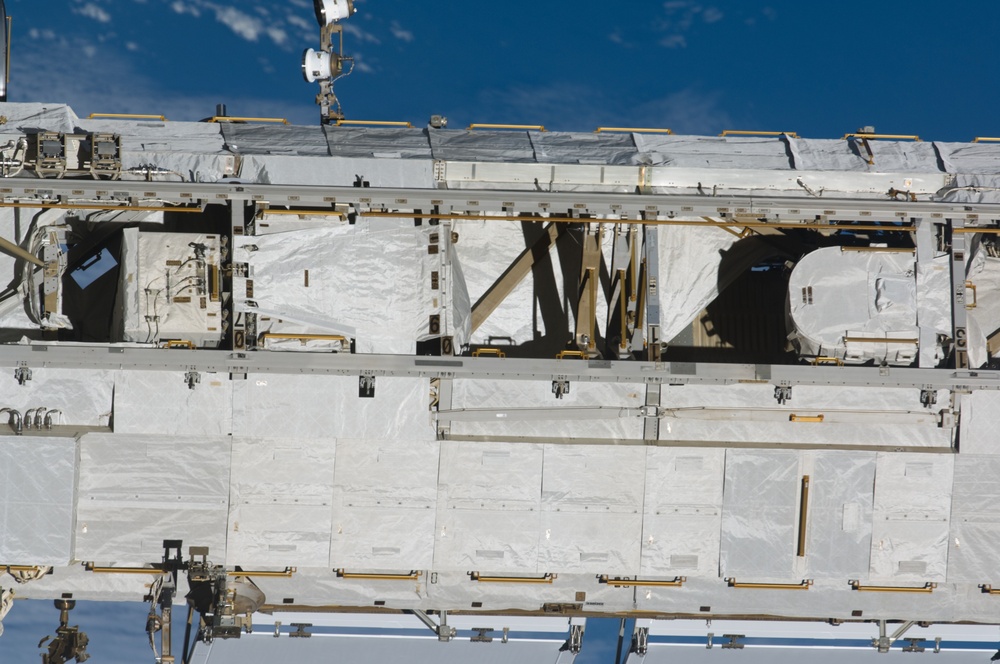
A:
[973,137,1000,143]
[335,119,414,128]
[472,348,506,358]
[843,133,921,141]
[209,116,289,125]
[595,127,673,135]
[88,113,167,121]
[228,567,296,578]
[726,578,812,590]
[598,575,685,588]
[720,130,798,138]
[851,580,936,593]
[336,569,421,581]
[467,123,547,132]
[469,572,555,584]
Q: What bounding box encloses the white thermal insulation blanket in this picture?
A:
[231,374,434,442]
[239,222,470,354]
[658,223,737,343]
[946,456,1000,583]
[75,434,231,564]
[0,437,76,565]
[330,437,440,570]
[640,448,725,577]
[719,450,799,579]
[869,453,954,583]
[113,370,232,436]
[538,445,645,574]
[957,390,1000,455]
[788,247,922,364]
[804,452,877,580]
[227,438,336,567]
[238,154,434,188]
[449,379,645,440]
[0,367,113,427]
[658,383,952,448]
[435,441,543,572]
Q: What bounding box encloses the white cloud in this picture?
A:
[389,20,414,43]
[342,22,381,45]
[659,34,687,48]
[703,7,724,23]
[171,1,201,17]
[73,3,112,24]
[125,41,139,51]
[208,6,264,41]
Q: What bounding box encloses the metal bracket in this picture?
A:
[14,365,31,385]
[721,634,745,650]
[552,378,570,399]
[359,374,376,398]
[289,623,312,638]
[410,609,456,642]
[570,623,584,654]
[470,627,494,643]
[635,626,649,655]
[774,385,792,404]
[185,370,201,390]
[920,388,937,408]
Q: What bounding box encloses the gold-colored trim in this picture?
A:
[797,475,810,557]
[973,137,1000,143]
[163,340,195,349]
[811,357,844,366]
[556,350,587,360]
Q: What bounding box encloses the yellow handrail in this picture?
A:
[467,123,547,132]
[599,575,685,588]
[88,113,167,121]
[335,119,414,128]
[843,133,921,141]
[789,414,825,423]
[259,333,348,344]
[164,340,195,349]
[726,578,812,590]
[720,130,799,138]
[470,572,555,584]
[811,357,844,366]
[228,567,296,578]
[973,137,1000,143]
[84,563,165,575]
[209,116,289,125]
[980,584,1000,594]
[472,348,506,358]
[840,246,915,253]
[595,127,673,135]
[843,336,918,345]
[336,569,421,581]
[851,581,936,593]
[556,350,587,360]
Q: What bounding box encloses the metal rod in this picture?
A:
[840,246,916,253]
[208,116,289,125]
[843,336,918,345]
[843,133,921,141]
[797,475,810,557]
[789,414,824,423]
[0,202,199,213]
[335,119,414,128]
[362,211,914,233]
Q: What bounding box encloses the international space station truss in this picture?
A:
[4,98,1000,661]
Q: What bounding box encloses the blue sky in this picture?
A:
[4,0,999,140]
[1,0,997,661]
